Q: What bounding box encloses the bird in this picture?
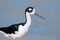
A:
[0,7,45,40]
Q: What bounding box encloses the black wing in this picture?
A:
[0,24,19,34]
[0,23,25,34]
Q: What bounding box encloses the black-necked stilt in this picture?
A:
[0,7,45,40]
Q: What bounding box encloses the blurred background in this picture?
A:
[0,0,60,40]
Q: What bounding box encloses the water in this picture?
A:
[0,0,60,40]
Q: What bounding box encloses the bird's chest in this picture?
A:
[15,25,29,35]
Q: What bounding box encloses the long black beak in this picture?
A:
[35,13,46,20]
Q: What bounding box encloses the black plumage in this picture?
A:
[0,23,25,34]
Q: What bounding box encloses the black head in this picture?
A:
[25,7,36,15]
[25,7,34,13]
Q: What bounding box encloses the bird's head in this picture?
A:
[25,7,35,15]
[25,7,46,20]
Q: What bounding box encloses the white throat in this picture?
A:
[24,12,31,28]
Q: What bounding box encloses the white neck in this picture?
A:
[24,12,31,28]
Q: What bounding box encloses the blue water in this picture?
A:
[0,0,60,40]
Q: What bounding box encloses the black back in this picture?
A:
[0,23,25,34]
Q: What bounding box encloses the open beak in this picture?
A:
[35,13,46,20]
